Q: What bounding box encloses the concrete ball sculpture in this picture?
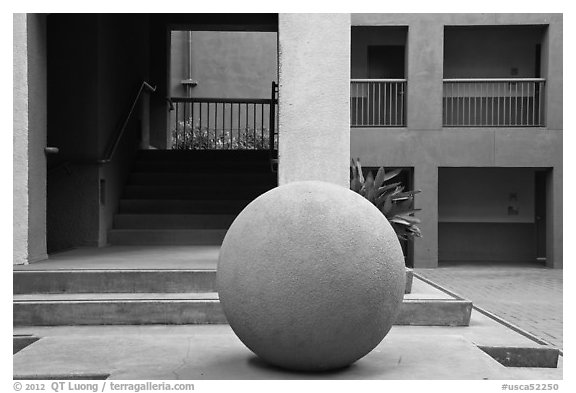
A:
[217,180,406,371]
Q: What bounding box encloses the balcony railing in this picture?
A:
[351,79,406,127]
[443,78,546,127]
[168,82,278,151]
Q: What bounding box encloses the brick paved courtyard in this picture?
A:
[416,263,563,350]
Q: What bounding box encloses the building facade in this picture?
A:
[13,13,562,269]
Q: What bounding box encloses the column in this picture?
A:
[277,14,351,187]
[413,164,438,268]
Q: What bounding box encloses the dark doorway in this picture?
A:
[368,45,405,79]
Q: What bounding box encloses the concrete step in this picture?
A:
[136,149,273,162]
[118,199,250,214]
[114,214,237,230]
[128,172,277,186]
[13,293,225,326]
[396,297,472,326]
[122,185,272,200]
[13,293,471,326]
[14,267,414,296]
[132,161,271,173]
[14,269,217,295]
[109,229,226,245]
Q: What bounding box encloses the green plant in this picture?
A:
[350,158,422,240]
[171,118,272,150]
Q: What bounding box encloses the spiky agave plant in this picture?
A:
[350,158,422,240]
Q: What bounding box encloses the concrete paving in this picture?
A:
[8,325,512,380]
[416,262,563,350]
[13,323,562,380]
[13,277,562,380]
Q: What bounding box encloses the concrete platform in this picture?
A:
[13,324,561,380]
[13,279,469,326]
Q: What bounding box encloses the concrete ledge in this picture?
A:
[14,295,470,327]
[13,296,227,326]
[14,270,217,294]
[15,267,412,295]
[395,299,472,326]
[478,346,560,368]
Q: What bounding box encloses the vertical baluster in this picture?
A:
[479,82,483,126]
[455,83,459,125]
[377,82,381,126]
[175,102,179,149]
[261,103,264,149]
[184,100,188,149]
[214,102,218,149]
[237,103,240,148]
[253,103,256,150]
[206,102,210,147]
[531,82,535,126]
[354,83,358,126]
[450,83,454,126]
[400,82,405,126]
[388,83,392,126]
[350,82,354,127]
[394,83,398,126]
[473,82,477,125]
[491,82,494,126]
[466,83,470,126]
[245,103,248,149]
[507,82,511,126]
[370,82,374,126]
[191,101,195,149]
[497,83,500,126]
[383,82,387,126]
[228,102,234,149]
[521,82,525,126]
[514,82,518,126]
[361,83,365,126]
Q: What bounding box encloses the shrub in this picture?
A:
[350,158,422,240]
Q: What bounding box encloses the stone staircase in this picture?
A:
[13,261,472,326]
[108,150,277,245]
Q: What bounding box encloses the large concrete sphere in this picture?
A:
[217,180,405,371]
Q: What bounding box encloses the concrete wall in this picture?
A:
[13,14,48,264]
[26,14,48,263]
[170,31,277,98]
[350,13,562,268]
[13,14,29,264]
[278,13,350,187]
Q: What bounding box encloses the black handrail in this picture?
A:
[170,97,273,104]
[97,81,156,164]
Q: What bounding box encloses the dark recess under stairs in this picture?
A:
[109,150,278,245]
